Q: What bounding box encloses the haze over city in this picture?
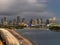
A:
[0,0,59,21]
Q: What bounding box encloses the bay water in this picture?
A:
[15,29,60,45]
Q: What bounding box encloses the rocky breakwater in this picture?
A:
[8,29,35,45]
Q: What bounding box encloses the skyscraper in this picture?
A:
[52,17,56,24]
[46,19,49,25]
[22,18,25,22]
[16,16,20,25]
[31,19,37,25]
[8,20,12,26]
[49,17,56,24]
[3,16,8,25]
[1,18,3,25]
[37,19,42,24]
[4,16,7,22]
[29,19,33,24]
[13,19,16,25]
[40,18,43,24]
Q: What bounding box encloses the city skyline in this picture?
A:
[0,16,57,24]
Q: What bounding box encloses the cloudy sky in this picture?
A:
[0,0,59,18]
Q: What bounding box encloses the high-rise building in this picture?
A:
[37,19,42,24]
[52,17,56,24]
[32,19,37,25]
[13,19,16,25]
[37,19,39,24]
[46,19,49,25]
[49,17,56,24]
[1,18,3,25]
[29,19,33,24]
[34,19,37,25]
[49,18,52,23]
[22,18,27,23]
[4,16,7,22]
[8,20,12,26]
[40,18,43,24]
[16,16,20,24]
[32,19,35,25]
[3,16,8,25]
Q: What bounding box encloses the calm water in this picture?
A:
[15,29,60,45]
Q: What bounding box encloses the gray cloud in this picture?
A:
[0,0,55,18]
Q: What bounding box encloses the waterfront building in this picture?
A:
[22,18,25,22]
[8,20,13,26]
[46,19,49,25]
[29,19,33,27]
[32,19,35,25]
[37,19,39,24]
[32,19,37,25]
[37,19,42,25]
[49,18,52,24]
[29,18,44,27]
[8,20,11,25]
[3,16,8,25]
[22,18,27,24]
[16,16,20,25]
[52,17,56,24]
[3,21,8,26]
[13,19,16,25]
[29,19,33,24]
[40,18,43,24]
[1,18,3,25]
[34,19,38,25]
[3,16,7,22]
[49,17,56,24]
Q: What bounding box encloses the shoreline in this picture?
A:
[21,28,49,30]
